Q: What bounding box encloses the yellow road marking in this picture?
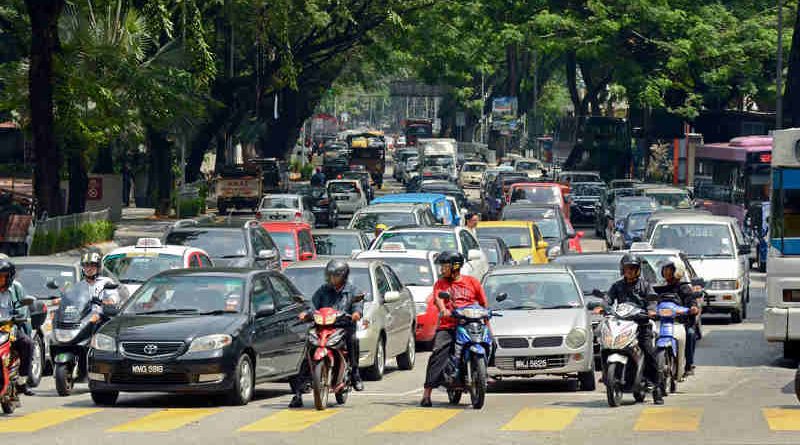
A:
[634,408,702,432]
[239,409,339,432]
[0,408,102,433]
[763,408,800,431]
[369,408,460,433]
[500,408,581,431]
[108,408,222,432]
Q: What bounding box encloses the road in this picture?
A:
[4,172,799,444]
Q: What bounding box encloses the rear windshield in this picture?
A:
[462,164,486,172]
[329,182,358,194]
[475,227,532,249]
[510,187,561,205]
[104,253,183,284]
[260,196,299,209]
[269,232,297,260]
[165,230,247,259]
[313,234,362,256]
[351,212,416,231]
[284,267,373,301]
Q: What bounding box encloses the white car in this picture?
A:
[513,158,545,179]
[102,238,214,294]
[459,162,488,188]
[326,179,367,216]
[356,248,438,314]
[256,194,315,225]
[371,226,490,279]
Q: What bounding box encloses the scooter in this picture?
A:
[597,302,652,407]
[654,294,689,395]
[0,295,37,414]
[47,280,118,396]
[307,307,353,411]
[439,291,503,410]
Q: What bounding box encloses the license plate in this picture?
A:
[131,364,164,375]
[515,358,548,370]
[335,196,349,201]
[269,214,284,220]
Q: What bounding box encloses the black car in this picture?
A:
[418,180,471,212]
[323,157,349,180]
[570,182,606,225]
[163,220,282,270]
[478,236,515,268]
[312,229,370,258]
[500,203,574,258]
[88,268,311,406]
[594,188,646,238]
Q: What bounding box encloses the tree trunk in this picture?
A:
[25,0,65,217]
[67,150,87,214]
[784,0,800,126]
[565,51,587,118]
[145,128,174,216]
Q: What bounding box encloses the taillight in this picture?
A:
[255,212,262,220]
[295,212,303,220]
[783,289,800,302]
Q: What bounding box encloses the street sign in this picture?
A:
[87,177,103,201]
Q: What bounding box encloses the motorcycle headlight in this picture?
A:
[55,328,81,343]
[565,327,587,349]
[0,332,8,344]
[188,334,232,352]
[460,307,489,319]
[90,333,116,352]
[709,280,739,291]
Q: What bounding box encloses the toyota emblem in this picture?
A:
[143,344,159,355]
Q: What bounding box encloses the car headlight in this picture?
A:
[547,246,562,259]
[188,334,232,352]
[55,328,81,343]
[415,302,428,315]
[90,333,116,352]
[0,332,8,344]
[565,327,587,349]
[709,280,739,291]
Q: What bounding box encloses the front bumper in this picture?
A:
[490,350,592,376]
[88,349,237,394]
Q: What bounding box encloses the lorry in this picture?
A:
[418,138,458,182]
[402,118,433,147]
[347,131,386,188]
[215,165,262,214]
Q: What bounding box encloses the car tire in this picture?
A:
[27,333,44,388]
[54,363,74,397]
[225,354,254,406]
[363,337,386,381]
[396,329,416,371]
[731,308,743,324]
[785,341,800,359]
[795,366,800,403]
[91,391,119,406]
[578,362,596,391]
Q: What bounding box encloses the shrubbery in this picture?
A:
[29,220,115,255]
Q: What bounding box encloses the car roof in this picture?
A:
[478,221,533,228]
[488,264,571,275]
[553,252,625,264]
[285,259,374,269]
[13,256,79,266]
[356,249,436,260]
[384,225,457,233]
[327,179,359,184]
[312,229,362,236]
[372,193,447,204]
[154,267,270,278]
[263,193,301,199]
[260,221,312,231]
[653,214,737,225]
[105,244,199,257]
[356,203,425,213]
[644,187,688,193]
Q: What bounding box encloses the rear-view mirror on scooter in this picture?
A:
[495,292,508,302]
[46,280,59,290]
[438,291,451,300]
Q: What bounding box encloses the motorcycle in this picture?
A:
[0,295,37,414]
[653,292,690,396]
[439,291,503,410]
[307,307,354,411]
[597,302,653,407]
[47,280,118,397]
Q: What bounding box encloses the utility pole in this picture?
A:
[777,0,784,129]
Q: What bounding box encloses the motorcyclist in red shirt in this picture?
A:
[420,251,488,407]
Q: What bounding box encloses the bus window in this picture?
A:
[772,168,800,253]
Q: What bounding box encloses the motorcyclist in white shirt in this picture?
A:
[79,251,120,308]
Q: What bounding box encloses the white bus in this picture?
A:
[764,128,800,358]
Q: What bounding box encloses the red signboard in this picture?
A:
[87,177,103,201]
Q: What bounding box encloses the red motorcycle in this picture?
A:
[307,308,353,410]
[1,295,37,414]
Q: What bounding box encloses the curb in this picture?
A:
[53,240,120,258]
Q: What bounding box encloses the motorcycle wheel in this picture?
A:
[604,362,623,407]
[633,388,646,403]
[469,356,487,410]
[335,388,349,405]
[27,334,44,388]
[668,353,678,394]
[657,350,672,397]
[795,366,800,403]
[312,361,330,411]
[447,389,462,405]
[55,363,74,397]
[1,400,15,414]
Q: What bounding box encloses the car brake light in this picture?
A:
[295,212,303,220]
[255,212,262,220]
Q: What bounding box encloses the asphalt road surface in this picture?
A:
[7,170,799,444]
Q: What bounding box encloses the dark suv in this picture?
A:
[162,220,282,270]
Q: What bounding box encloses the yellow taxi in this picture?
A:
[476,221,549,264]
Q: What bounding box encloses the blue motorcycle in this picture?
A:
[655,295,689,396]
[438,292,503,409]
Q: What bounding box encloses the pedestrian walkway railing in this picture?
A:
[28,208,114,255]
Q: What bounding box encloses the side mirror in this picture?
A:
[258,249,278,260]
[20,296,36,307]
[46,280,59,290]
[738,244,751,255]
[353,293,366,303]
[103,282,119,290]
[255,302,276,318]
[103,305,120,317]
[467,249,483,262]
[586,299,603,311]
[384,290,401,303]
[567,230,576,239]
[591,288,605,298]
[438,291,451,300]
[292,295,306,304]
[298,252,314,261]
[576,231,585,238]
[537,240,549,250]
[495,292,508,302]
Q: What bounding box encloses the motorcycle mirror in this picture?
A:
[103,282,120,290]
[353,293,366,303]
[690,277,705,288]
[438,291,451,300]
[46,280,59,290]
[292,295,305,304]
[495,292,508,302]
[591,288,604,298]
[103,305,120,317]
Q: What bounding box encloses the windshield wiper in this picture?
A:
[119,278,144,284]
[135,308,199,315]
[197,310,236,315]
[541,305,580,310]
[220,254,246,259]
[503,305,542,310]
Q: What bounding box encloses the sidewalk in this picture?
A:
[113,207,213,247]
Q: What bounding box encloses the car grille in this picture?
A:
[494,355,569,371]
[109,373,190,385]
[497,337,529,349]
[120,342,185,359]
[531,336,563,348]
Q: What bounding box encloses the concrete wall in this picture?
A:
[85,174,122,221]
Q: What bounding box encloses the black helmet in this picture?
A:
[325,259,350,284]
[619,253,642,275]
[0,258,15,283]
[435,250,465,271]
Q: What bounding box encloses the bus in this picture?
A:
[693,135,771,225]
[764,128,800,358]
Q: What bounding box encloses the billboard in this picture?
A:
[491,97,518,131]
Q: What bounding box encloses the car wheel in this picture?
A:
[363,337,386,381]
[91,391,119,406]
[578,361,596,391]
[226,354,254,406]
[27,333,44,388]
[730,308,743,324]
[785,341,800,359]
[396,329,416,371]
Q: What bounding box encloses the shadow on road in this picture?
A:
[488,377,582,394]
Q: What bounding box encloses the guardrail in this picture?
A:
[28,208,114,255]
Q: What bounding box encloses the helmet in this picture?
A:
[325,259,350,284]
[435,250,465,271]
[375,223,388,232]
[660,260,684,281]
[619,253,642,275]
[81,251,102,280]
[0,258,15,283]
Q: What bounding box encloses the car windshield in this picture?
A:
[260,196,299,209]
[563,174,601,183]
[313,234,361,256]
[484,273,582,310]
[475,227,531,249]
[104,253,183,284]
[534,218,561,239]
[124,275,245,315]
[571,269,620,294]
[502,206,556,221]
[510,187,560,205]
[615,199,657,219]
[479,243,500,265]
[269,232,297,260]
[647,191,692,208]
[375,232,458,251]
[165,230,248,259]
[328,182,358,194]
[16,265,76,296]
[374,258,434,286]
[407,126,432,136]
[626,212,652,231]
[639,254,686,283]
[283,267,373,301]
[516,161,541,170]
[424,156,453,167]
[573,184,604,197]
[462,163,486,172]
[651,223,735,258]
[351,212,416,231]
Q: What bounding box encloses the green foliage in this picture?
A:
[30,220,115,255]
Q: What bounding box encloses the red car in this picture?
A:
[260,221,317,268]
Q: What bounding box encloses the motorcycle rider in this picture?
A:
[79,251,120,309]
[659,260,700,376]
[289,259,364,408]
[0,259,34,396]
[420,251,488,407]
[599,254,663,404]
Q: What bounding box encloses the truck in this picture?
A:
[402,118,433,147]
[347,131,386,188]
[215,165,262,214]
[418,138,458,182]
